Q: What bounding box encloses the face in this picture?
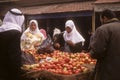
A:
[30,22,36,31]
[66,26,72,33]
[100,15,108,24]
[100,15,104,24]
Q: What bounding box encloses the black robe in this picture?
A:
[69,42,83,53]
[0,30,23,80]
[53,32,65,51]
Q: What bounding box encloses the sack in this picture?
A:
[37,35,54,54]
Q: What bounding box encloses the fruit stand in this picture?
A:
[22,50,96,80]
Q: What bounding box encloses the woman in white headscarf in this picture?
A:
[0,8,25,80]
[21,20,45,51]
[63,20,85,53]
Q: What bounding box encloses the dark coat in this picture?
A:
[90,18,120,80]
[53,32,65,51]
[0,30,23,80]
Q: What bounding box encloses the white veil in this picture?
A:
[0,8,25,32]
[63,20,85,44]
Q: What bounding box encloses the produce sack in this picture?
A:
[37,35,54,54]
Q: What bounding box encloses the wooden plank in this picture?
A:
[14,0,92,7]
[94,3,120,12]
[0,0,19,3]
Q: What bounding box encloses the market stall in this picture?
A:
[22,50,96,80]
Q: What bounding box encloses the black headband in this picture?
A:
[9,10,23,16]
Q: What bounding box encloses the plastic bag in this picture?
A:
[21,51,36,65]
[36,35,55,54]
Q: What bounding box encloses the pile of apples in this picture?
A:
[28,50,96,75]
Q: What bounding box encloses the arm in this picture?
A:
[66,40,75,47]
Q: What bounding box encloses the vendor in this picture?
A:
[21,20,45,52]
[63,20,85,53]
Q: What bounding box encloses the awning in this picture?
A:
[94,0,120,12]
[26,11,93,19]
[0,0,19,3]
[20,1,94,15]
[94,0,120,4]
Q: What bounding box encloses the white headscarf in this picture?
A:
[53,28,61,37]
[21,20,45,41]
[0,8,25,32]
[21,20,45,50]
[63,20,85,44]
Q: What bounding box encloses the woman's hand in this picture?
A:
[54,43,60,49]
[66,40,75,47]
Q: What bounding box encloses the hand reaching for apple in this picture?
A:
[66,40,75,47]
[54,43,60,49]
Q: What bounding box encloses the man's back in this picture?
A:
[0,30,22,80]
[91,20,120,80]
[98,21,120,55]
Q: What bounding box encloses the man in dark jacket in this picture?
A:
[90,9,120,80]
[0,8,25,80]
